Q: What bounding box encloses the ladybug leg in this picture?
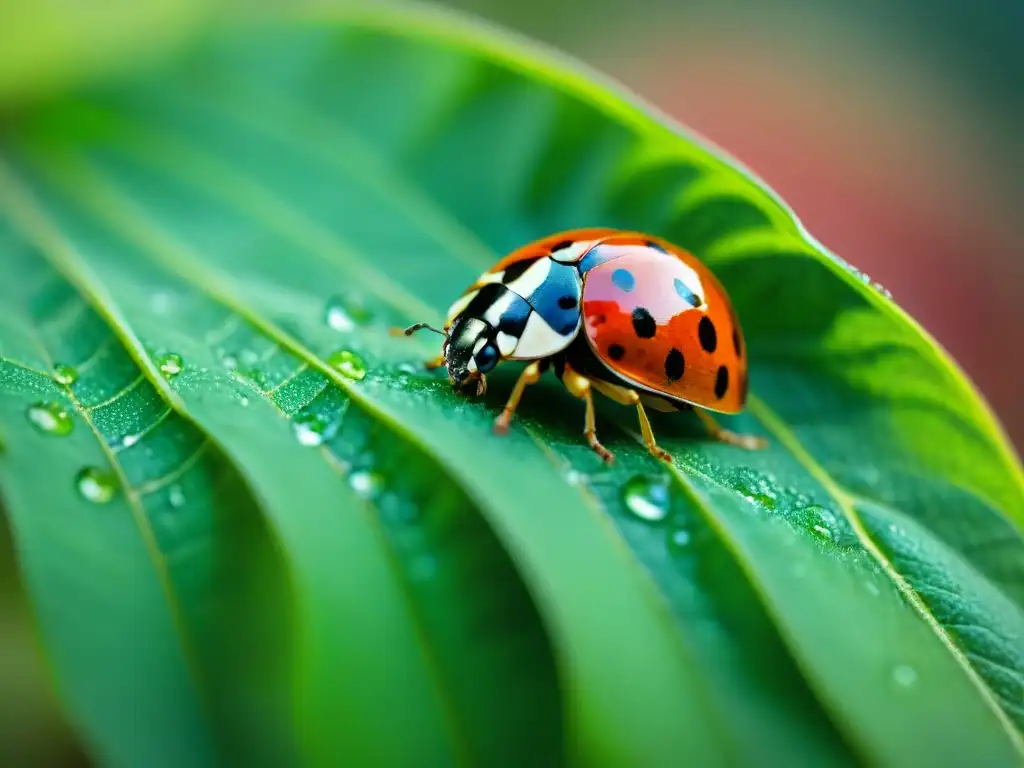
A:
[493,361,542,435]
[695,410,767,450]
[561,365,614,463]
[424,354,446,371]
[589,380,672,463]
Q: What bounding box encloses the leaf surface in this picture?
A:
[1,3,1022,766]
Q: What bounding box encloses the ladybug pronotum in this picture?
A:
[403,228,766,463]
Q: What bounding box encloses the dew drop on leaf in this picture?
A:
[892,664,918,687]
[668,528,691,549]
[121,434,140,449]
[221,354,239,371]
[621,475,672,522]
[799,505,838,542]
[52,364,78,386]
[239,395,250,407]
[25,402,74,436]
[75,467,118,504]
[293,412,331,447]
[733,469,778,510]
[157,353,183,378]
[349,469,383,499]
[168,484,186,508]
[327,350,367,381]
[324,293,373,331]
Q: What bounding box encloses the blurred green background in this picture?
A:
[2,0,1020,764]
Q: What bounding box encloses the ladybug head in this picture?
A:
[444,316,500,397]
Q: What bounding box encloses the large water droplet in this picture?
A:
[349,469,383,499]
[76,467,118,504]
[221,354,239,371]
[26,402,74,436]
[327,350,367,381]
[622,475,672,522]
[121,434,140,449]
[324,293,372,331]
[293,412,333,447]
[157,353,183,378]
[892,664,918,687]
[53,364,78,386]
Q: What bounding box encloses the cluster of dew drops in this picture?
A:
[21,293,384,505]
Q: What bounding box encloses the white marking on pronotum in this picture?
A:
[511,312,577,359]
[503,258,551,299]
[549,239,600,264]
[481,289,517,328]
[495,331,518,356]
[446,290,477,324]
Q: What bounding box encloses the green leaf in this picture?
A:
[1,2,1023,766]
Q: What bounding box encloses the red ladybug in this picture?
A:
[403,228,765,462]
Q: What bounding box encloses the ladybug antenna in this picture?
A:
[400,322,447,338]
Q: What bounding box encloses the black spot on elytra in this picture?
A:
[733,328,742,357]
[698,316,717,354]
[631,307,656,339]
[715,366,729,399]
[550,239,574,252]
[558,295,577,309]
[608,343,625,360]
[665,348,684,381]
[739,370,748,403]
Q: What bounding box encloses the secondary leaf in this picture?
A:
[1,2,1023,766]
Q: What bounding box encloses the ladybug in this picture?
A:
[402,228,766,462]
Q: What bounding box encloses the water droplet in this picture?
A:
[800,505,837,542]
[168,484,186,508]
[669,528,691,548]
[239,396,250,407]
[892,664,917,687]
[75,467,118,504]
[621,475,672,522]
[324,294,372,331]
[25,402,73,436]
[121,434,139,448]
[865,580,881,597]
[52,364,78,386]
[734,470,778,510]
[157,353,183,378]
[397,362,420,375]
[349,469,383,499]
[239,349,259,367]
[221,354,238,371]
[327,350,367,381]
[292,412,335,447]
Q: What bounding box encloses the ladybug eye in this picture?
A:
[475,343,499,372]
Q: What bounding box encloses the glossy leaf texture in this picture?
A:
[1,2,1022,766]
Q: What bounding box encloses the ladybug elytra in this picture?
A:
[403,228,766,463]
